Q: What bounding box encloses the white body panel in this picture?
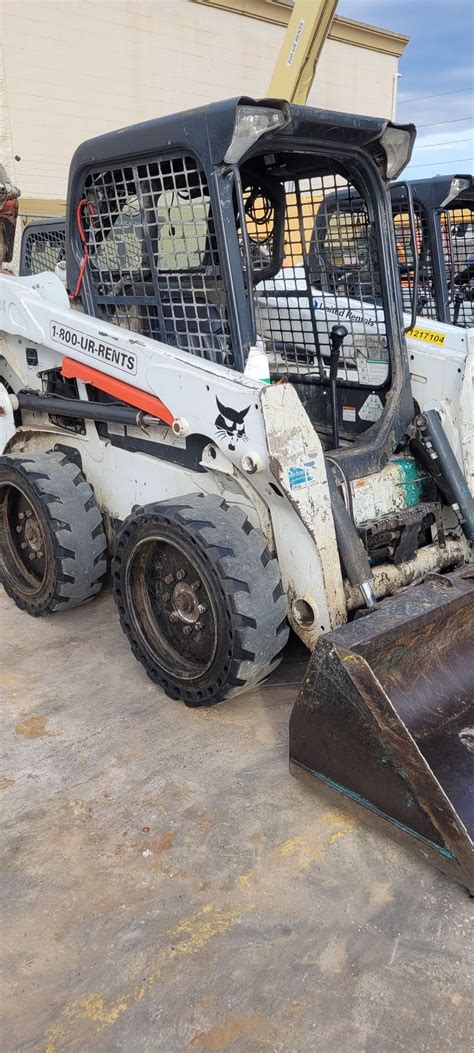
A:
[408,320,473,488]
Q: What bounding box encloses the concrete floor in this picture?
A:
[1,586,473,1053]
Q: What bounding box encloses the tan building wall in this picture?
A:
[0,0,407,214]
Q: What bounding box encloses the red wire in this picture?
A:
[69,197,94,301]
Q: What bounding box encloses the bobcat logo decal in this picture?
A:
[215,397,250,451]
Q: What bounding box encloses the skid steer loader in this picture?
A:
[0,99,473,892]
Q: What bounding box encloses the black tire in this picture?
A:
[0,451,107,616]
[112,494,289,705]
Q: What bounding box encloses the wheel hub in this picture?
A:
[23,514,43,554]
[1,480,48,595]
[124,535,218,681]
[171,579,201,624]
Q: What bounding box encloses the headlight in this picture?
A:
[224,105,288,164]
[380,126,414,180]
[440,175,472,208]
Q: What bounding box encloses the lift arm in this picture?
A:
[267,0,338,105]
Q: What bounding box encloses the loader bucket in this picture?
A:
[289,567,474,892]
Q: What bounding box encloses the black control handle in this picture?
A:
[329,324,348,381]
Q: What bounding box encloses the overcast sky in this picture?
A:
[338,0,474,178]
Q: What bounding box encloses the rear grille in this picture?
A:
[20,220,66,277]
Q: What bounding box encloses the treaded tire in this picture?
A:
[112,494,289,705]
[0,451,107,615]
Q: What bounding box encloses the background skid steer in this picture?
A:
[305,173,474,329]
[0,98,473,892]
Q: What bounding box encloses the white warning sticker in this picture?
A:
[357,358,388,385]
[359,394,384,422]
[342,405,357,423]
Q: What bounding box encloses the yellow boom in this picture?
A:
[267,0,338,104]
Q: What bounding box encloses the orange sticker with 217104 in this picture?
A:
[406,326,446,346]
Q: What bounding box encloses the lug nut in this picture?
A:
[162,591,171,602]
[18,512,25,521]
[195,621,204,632]
[197,603,207,614]
[16,525,23,533]
[182,625,192,636]
[191,580,201,590]
[169,611,179,622]
[36,551,43,559]
[164,573,174,585]
[176,569,186,581]
[28,552,36,561]
[20,542,27,550]
[25,510,33,518]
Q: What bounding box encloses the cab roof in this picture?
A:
[69,96,414,180]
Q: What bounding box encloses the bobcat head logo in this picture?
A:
[215,397,250,451]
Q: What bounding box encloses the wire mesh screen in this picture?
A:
[17,218,65,277]
[252,175,389,387]
[444,204,474,327]
[391,201,437,320]
[81,155,232,365]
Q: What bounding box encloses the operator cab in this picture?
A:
[66,98,415,475]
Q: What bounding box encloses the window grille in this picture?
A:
[390,201,437,320]
[444,205,474,327]
[250,173,389,388]
[81,155,232,365]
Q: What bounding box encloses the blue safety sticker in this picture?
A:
[288,461,315,489]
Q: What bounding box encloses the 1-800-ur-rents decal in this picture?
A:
[50,321,137,374]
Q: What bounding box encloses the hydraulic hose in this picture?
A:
[326,465,377,609]
[424,409,474,540]
[17,390,163,428]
